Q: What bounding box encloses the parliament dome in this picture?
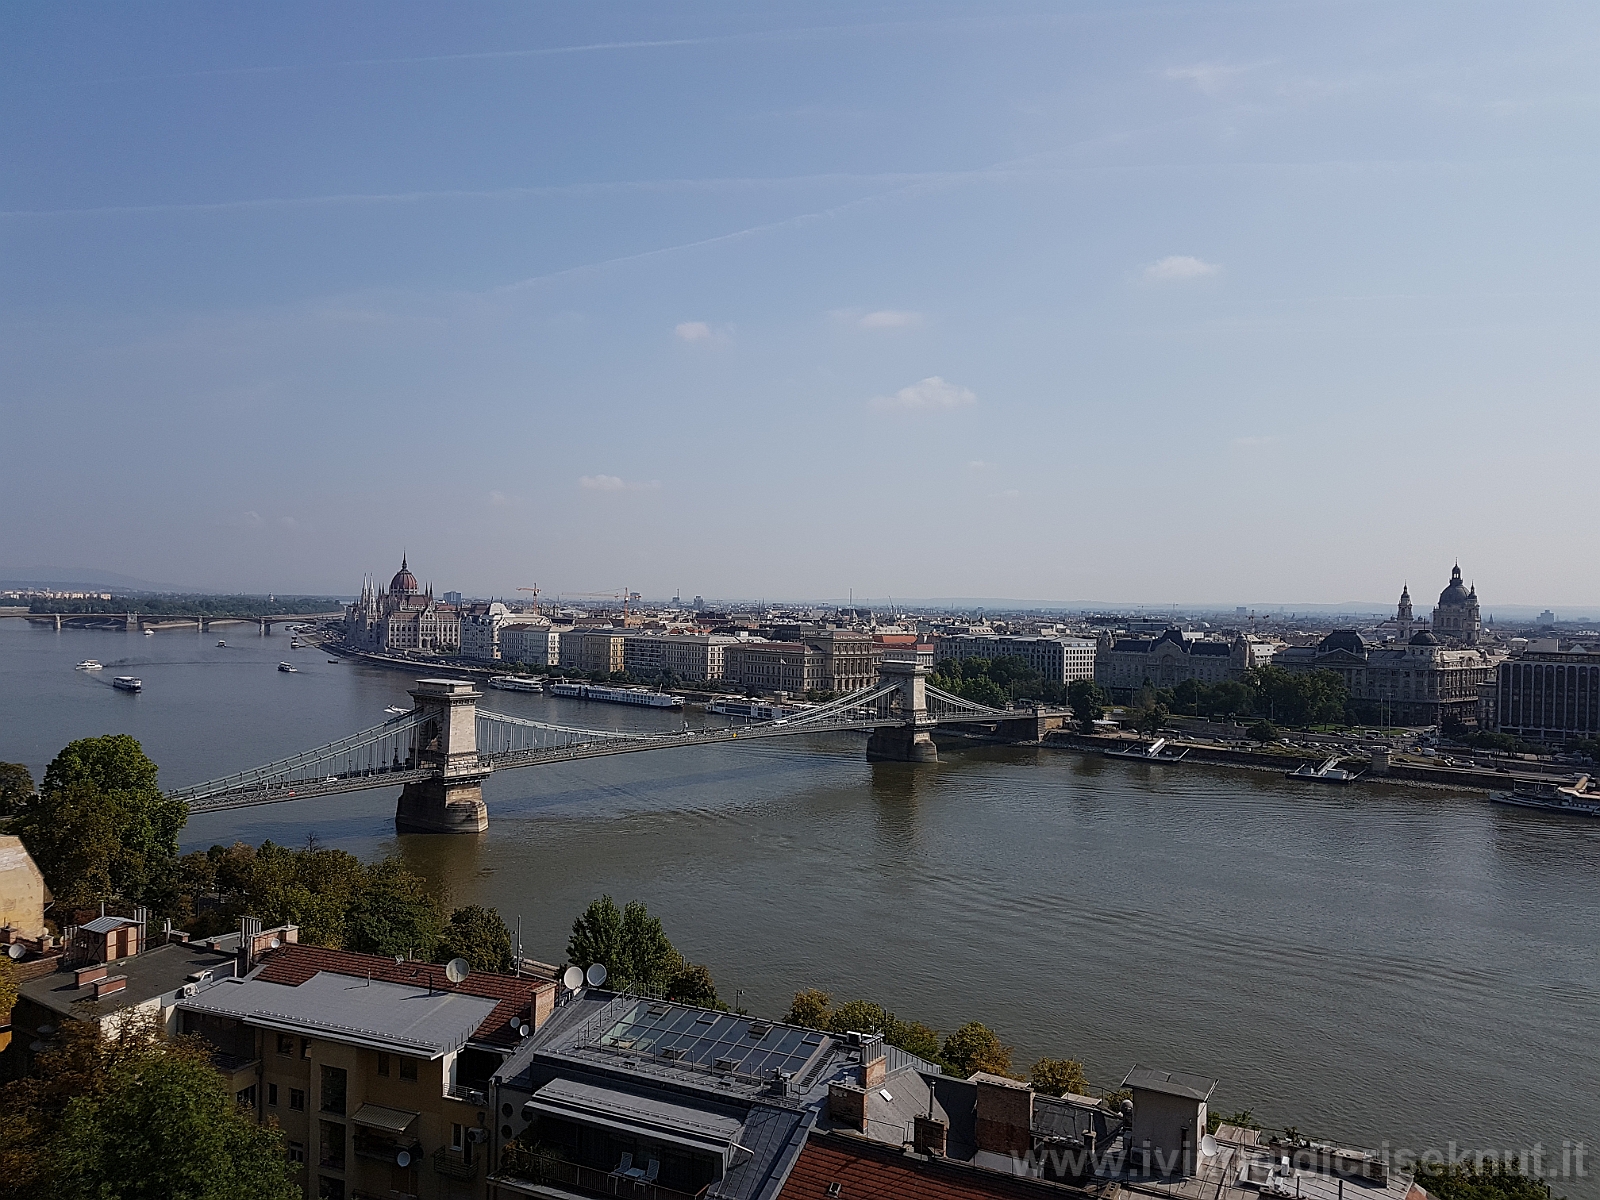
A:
[389,556,420,595]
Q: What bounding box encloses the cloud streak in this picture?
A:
[579,475,660,492]
[858,310,923,329]
[870,376,976,411]
[674,321,713,342]
[1144,255,1220,281]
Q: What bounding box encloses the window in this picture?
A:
[319,1121,346,1171]
[236,1085,256,1110]
[287,1141,305,1164]
[268,1083,279,1107]
[452,1123,463,1150]
[301,1037,312,1059]
[317,1177,345,1200]
[277,1034,294,1056]
[377,1052,389,1077]
[320,1065,347,1115]
[398,1056,417,1082]
[290,1088,306,1112]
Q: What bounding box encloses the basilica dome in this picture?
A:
[1437,564,1470,606]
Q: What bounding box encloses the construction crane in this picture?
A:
[516,584,541,615]
[557,588,635,620]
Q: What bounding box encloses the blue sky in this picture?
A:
[3,2,1597,607]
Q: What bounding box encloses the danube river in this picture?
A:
[3,619,1597,1193]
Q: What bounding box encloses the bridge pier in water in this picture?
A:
[395,678,490,834]
[866,659,939,763]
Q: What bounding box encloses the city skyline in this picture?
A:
[4,3,1598,604]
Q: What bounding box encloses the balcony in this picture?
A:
[498,1144,706,1200]
[432,1147,479,1182]
[446,1082,489,1106]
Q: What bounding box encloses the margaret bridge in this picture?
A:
[168,661,1072,833]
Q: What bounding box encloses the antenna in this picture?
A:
[562,965,584,991]
[444,957,471,984]
[585,962,608,988]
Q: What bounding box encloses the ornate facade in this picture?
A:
[1431,563,1482,645]
[345,556,462,654]
[1276,629,1499,727]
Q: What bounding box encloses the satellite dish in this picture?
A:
[6,942,24,960]
[562,965,584,991]
[395,1150,412,1169]
[585,962,608,988]
[394,955,405,964]
[1201,1134,1219,1159]
[268,937,281,950]
[444,957,471,984]
[519,1023,531,1037]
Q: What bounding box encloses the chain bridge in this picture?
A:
[168,661,1071,833]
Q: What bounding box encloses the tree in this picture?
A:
[785,988,832,1029]
[344,857,446,959]
[664,961,720,1007]
[1067,680,1107,732]
[14,736,187,911]
[0,1017,299,1200]
[1137,704,1171,736]
[567,895,624,977]
[1248,720,1279,744]
[0,762,32,819]
[1413,1160,1562,1200]
[1030,1057,1089,1097]
[616,901,680,994]
[888,1019,943,1062]
[438,905,513,973]
[941,1021,1013,1078]
[0,957,18,1018]
[565,896,706,997]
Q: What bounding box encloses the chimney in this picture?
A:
[828,1082,868,1133]
[971,1073,1034,1158]
[74,963,109,987]
[913,1115,948,1157]
[93,975,127,1000]
[859,1033,887,1089]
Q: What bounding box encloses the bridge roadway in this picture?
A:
[173,664,1072,831]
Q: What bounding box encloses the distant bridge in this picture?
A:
[168,661,1071,833]
[10,611,345,633]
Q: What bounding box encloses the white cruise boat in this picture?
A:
[487,675,545,693]
[76,659,104,671]
[706,698,803,720]
[278,661,298,673]
[112,676,142,692]
[549,682,683,709]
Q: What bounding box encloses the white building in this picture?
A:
[622,633,742,682]
[935,634,1096,684]
[500,623,563,666]
[459,601,510,661]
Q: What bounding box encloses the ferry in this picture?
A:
[548,682,684,709]
[216,640,227,648]
[1492,775,1600,818]
[75,659,104,671]
[487,675,545,693]
[112,676,142,692]
[706,698,803,721]
[277,662,298,673]
[1286,755,1362,784]
[1103,737,1189,762]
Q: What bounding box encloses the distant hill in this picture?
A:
[0,566,202,593]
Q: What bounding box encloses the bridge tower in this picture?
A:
[395,678,491,834]
[866,659,939,763]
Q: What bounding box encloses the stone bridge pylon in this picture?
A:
[866,659,939,763]
[394,678,490,834]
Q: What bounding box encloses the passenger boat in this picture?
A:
[1286,755,1362,784]
[487,675,545,693]
[216,640,227,647]
[1103,737,1189,762]
[549,682,684,709]
[1492,775,1600,818]
[143,628,153,636]
[384,705,408,715]
[75,659,103,671]
[112,676,142,692]
[706,698,802,720]
[278,662,298,673]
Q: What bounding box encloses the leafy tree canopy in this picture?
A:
[15,736,185,911]
[1067,680,1108,731]
[567,895,720,1004]
[0,761,33,819]
[1414,1161,1562,1200]
[438,904,514,973]
[941,1021,1014,1078]
[1030,1057,1089,1097]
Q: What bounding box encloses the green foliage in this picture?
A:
[1030,1057,1089,1097]
[0,1017,298,1200]
[785,988,833,1029]
[932,655,1068,706]
[566,895,719,1002]
[1414,1160,1562,1200]
[1137,703,1171,736]
[30,594,336,617]
[14,736,186,910]
[0,761,33,819]
[1248,720,1280,744]
[1208,1109,1262,1133]
[941,1021,1014,1078]
[1067,680,1108,730]
[1465,731,1535,754]
[343,857,446,959]
[1250,666,1348,727]
[438,904,513,973]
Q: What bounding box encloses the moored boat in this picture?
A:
[1286,755,1363,784]
[1492,775,1600,818]
[549,682,683,708]
[706,698,803,720]
[1103,737,1189,762]
[487,675,545,693]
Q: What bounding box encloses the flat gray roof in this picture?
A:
[19,941,238,1019]
[1123,1063,1219,1101]
[525,1078,745,1157]
[178,970,498,1058]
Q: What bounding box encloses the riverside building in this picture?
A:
[1488,644,1600,742]
[936,633,1096,684]
[346,557,463,655]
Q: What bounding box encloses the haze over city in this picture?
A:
[4,2,1598,606]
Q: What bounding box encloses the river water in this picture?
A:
[3,619,1596,1192]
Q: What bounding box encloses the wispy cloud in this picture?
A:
[674,321,713,342]
[966,459,996,472]
[1144,255,1220,282]
[870,376,977,411]
[858,309,923,330]
[579,475,660,492]
[1163,62,1264,96]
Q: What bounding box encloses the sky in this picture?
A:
[3,1,1598,608]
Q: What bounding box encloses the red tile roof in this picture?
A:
[253,943,553,1047]
[777,1133,1075,1200]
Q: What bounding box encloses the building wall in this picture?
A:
[723,644,825,694]
[0,836,47,939]
[559,631,626,674]
[803,632,883,694]
[501,625,561,666]
[622,634,739,682]
[1493,653,1600,741]
[936,635,1096,684]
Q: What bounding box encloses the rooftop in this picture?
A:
[19,939,238,1020]
[1123,1064,1218,1101]
[178,969,499,1058]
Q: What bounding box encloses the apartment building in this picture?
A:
[621,633,742,682]
[558,630,627,674]
[802,630,883,693]
[177,944,556,1200]
[500,624,563,667]
[460,603,510,662]
[1489,644,1600,741]
[722,642,826,694]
